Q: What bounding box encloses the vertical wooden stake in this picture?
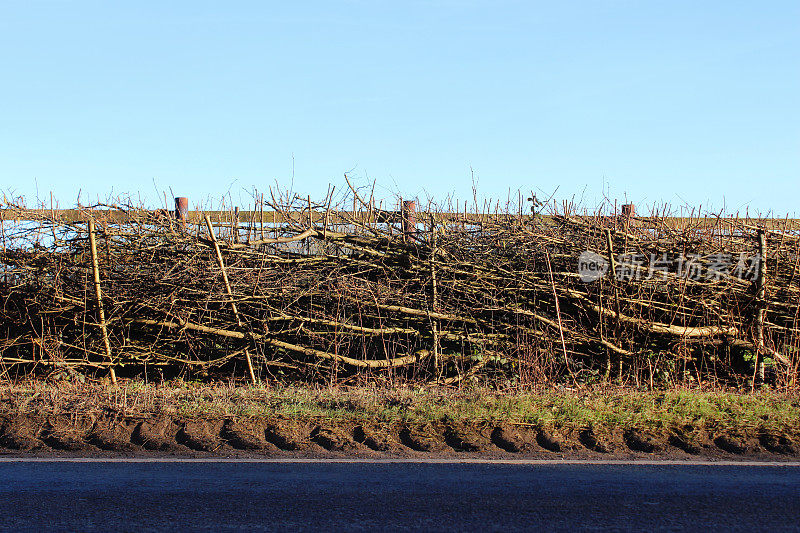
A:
[248,202,255,243]
[753,229,768,388]
[352,193,358,235]
[544,249,573,380]
[324,196,331,241]
[367,196,373,231]
[605,228,622,382]
[1,209,6,286]
[259,193,265,242]
[204,215,257,385]
[88,218,117,385]
[307,195,313,255]
[429,214,440,378]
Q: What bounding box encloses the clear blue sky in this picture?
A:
[1,1,798,215]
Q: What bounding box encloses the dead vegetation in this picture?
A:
[1,183,799,389]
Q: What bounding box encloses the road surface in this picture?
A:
[0,460,798,531]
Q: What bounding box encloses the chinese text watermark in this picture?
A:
[578,251,761,283]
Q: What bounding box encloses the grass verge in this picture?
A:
[1,381,798,434]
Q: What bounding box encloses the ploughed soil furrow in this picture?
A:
[714,434,749,455]
[668,434,702,455]
[40,427,95,452]
[398,426,431,452]
[490,426,521,453]
[0,420,43,451]
[443,426,486,452]
[624,429,661,453]
[310,426,359,452]
[176,420,225,452]
[488,424,540,453]
[221,419,273,451]
[131,418,183,452]
[39,417,97,452]
[536,429,563,452]
[399,426,449,452]
[759,433,796,455]
[87,419,137,451]
[579,428,610,453]
[263,425,297,450]
[263,420,319,452]
[352,425,393,452]
[0,414,798,459]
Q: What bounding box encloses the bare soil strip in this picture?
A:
[1,412,798,460]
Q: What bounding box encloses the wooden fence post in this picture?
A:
[620,203,634,232]
[621,203,634,219]
[402,200,416,241]
[233,206,240,244]
[174,197,188,228]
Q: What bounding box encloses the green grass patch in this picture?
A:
[0,381,797,433]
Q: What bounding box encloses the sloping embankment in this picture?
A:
[1,383,798,459]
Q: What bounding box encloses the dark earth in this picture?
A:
[1,413,798,460]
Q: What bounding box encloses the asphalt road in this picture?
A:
[0,460,798,532]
